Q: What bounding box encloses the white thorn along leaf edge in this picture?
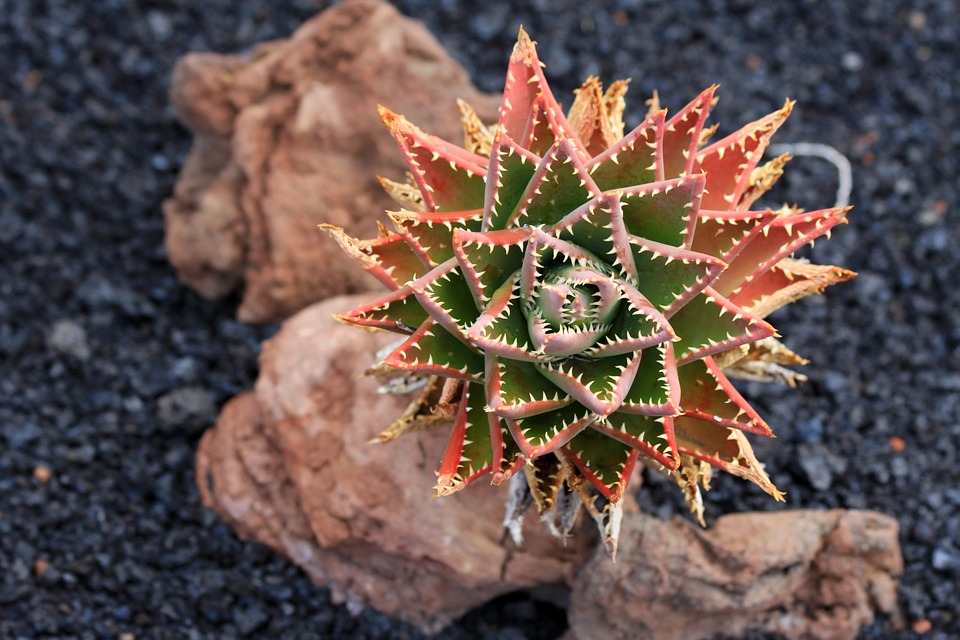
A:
[767,142,853,208]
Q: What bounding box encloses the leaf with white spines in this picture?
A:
[322,225,428,289]
[731,258,857,319]
[536,350,643,416]
[506,402,597,458]
[453,227,529,307]
[583,281,674,357]
[618,341,681,416]
[467,273,540,361]
[661,86,716,179]
[491,413,526,485]
[586,109,665,190]
[712,206,851,297]
[509,138,601,229]
[676,356,773,437]
[617,175,705,248]
[483,132,541,231]
[694,100,793,211]
[379,106,488,212]
[485,355,574,419]
[550,194,637,280]
[336,285,426,334]
[690,208,778,265]
[389,209,483,266]
[591,412,679,470]
[561,428,640,503]
[383,318,484,381]
[436,383,496,496]
[668,287,776,365]
[627,234,726,316]
[410,257,481,342]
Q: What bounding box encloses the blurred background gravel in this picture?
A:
[1,0,957,637]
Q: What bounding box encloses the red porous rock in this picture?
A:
[164,0,499,324]
[196,295,594,632]
[567,509,903,640]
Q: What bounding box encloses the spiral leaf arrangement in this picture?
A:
[324,30,854,554]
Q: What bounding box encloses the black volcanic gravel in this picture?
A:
[1,0,958,638]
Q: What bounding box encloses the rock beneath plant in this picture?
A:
[196,295,593,632]
[164,0,500,324]
[567,509,903,640]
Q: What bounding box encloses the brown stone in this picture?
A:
[164,0,499,324]
[196,295,593,632]
[568,509,903,640]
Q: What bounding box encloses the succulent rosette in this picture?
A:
[324,30,853,551]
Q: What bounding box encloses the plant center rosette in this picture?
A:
[324,30,854,553]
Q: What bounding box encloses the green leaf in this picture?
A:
[584,282,672,357]
[466,273,538,361]
[676,357,772,436]
[592,413,677,470]
[453,227,529,307]
[436,383,495,496]
[390,209,483,266]
[507,402,597,457]
[337,285,426,334]
[586,110,664,190]
[627,235,725,316]
[486,355,573,419]
[619,176,704,248]
[484,132,540,231]
[551,195,636,279]
[536,351,641,416]
[511,139,600,228]
[412,258,481,340]
[668,288,775,365]
[383,319,484,381]
[619,341,680,416]
[563,428,640,503]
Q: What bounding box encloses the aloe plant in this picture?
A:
[324,30,854,555]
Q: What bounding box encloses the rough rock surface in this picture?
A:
[568,510,902,640]
[164,0,499,324]
[196,294,593,631]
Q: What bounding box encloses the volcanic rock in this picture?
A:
[568,509,903,640]
[164,0,499,324]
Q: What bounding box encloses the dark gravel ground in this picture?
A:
[1,0,958,638]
